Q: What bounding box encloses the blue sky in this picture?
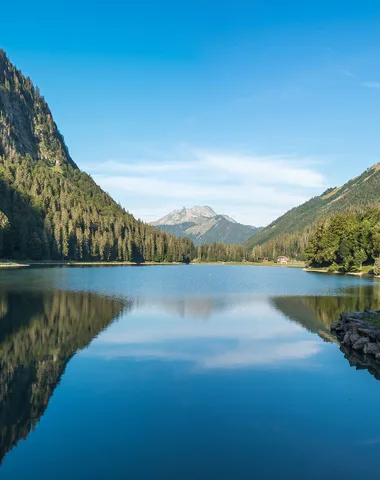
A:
[2,1,380,225]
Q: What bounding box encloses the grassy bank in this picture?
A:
[192,260,306,268]
[364,312,380,327]
[305,264,376,276]
[0,261,29,268]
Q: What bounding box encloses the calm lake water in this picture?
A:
[1,265,380,479]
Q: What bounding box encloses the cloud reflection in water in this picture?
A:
[86,295,323,369]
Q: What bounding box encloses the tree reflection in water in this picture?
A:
[0,288,126,465]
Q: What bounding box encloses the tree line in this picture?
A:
[195,242,248,262]
[250,229,313,262]
[304,208,380,271]
[0,155,195,263]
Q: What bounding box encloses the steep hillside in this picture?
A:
[0,50,194,262]
[152,206,262,245]
[247,163,380,248]
[0,50,76,168]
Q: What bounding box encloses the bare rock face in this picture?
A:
[150,205,262,245]
[0,49,77,168]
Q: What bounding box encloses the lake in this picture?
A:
[1,265,380,479]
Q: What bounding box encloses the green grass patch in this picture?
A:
[364,313,380,327]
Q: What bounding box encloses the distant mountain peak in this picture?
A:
[151,206,262,245]
[369,162,380,171]
[151,205,217,226]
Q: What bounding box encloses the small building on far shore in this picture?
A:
[277,256,289,264]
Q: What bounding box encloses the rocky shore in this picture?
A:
[331,310,380,358]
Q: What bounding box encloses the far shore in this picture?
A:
[0,260,185,269]
[0,260,306,269]
[192,261,305,268]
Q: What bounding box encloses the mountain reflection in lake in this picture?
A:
[2,267,380,479]
[0,288,126,465]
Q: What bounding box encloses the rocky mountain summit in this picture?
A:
[151,206,219,226]
[0,49,76,168]
[151,206,262,245]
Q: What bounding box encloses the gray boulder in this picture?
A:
[358,327,377,340]
[352,337,370,351]
[342,331,352,346]
[350,331,361,345]
[364,343,380,356]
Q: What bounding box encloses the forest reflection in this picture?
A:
[272,285,380,380]
[0,288,126,465]
[272,285,380,341]
[3,283,380,464]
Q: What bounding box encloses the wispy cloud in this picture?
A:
[340,69,380,90]
[340,69,360,80]
[195,151,324,188]
[84,147,326,225]
[361,81,380,89]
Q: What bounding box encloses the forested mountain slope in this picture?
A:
[0,49,194,262]
[247,163,380,248]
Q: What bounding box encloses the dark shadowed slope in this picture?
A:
[0,49,194,262]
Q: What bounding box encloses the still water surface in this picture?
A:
[1,265,380,479]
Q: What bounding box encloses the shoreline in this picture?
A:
[331,311,380,366]
[191,261,305,268]
[0,260,185,269]
[331,310,380,381]
[0,260,306,269]
[304,267,379,278]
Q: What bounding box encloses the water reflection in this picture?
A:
[90,295,321,369]
[0,289,125,465]
[272,285,380,380]
[3,283,380,467]
[272,285,380,342]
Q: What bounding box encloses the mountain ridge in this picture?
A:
[0,49,77,169]
[151,206,262,245]
[246,162,380,249]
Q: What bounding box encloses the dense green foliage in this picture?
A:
[0,155,195,262]
[0,49,195,263]
[250,229,313,261]
[246,163,380,248]
[195,242,248,262]
[304,208,380,271]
